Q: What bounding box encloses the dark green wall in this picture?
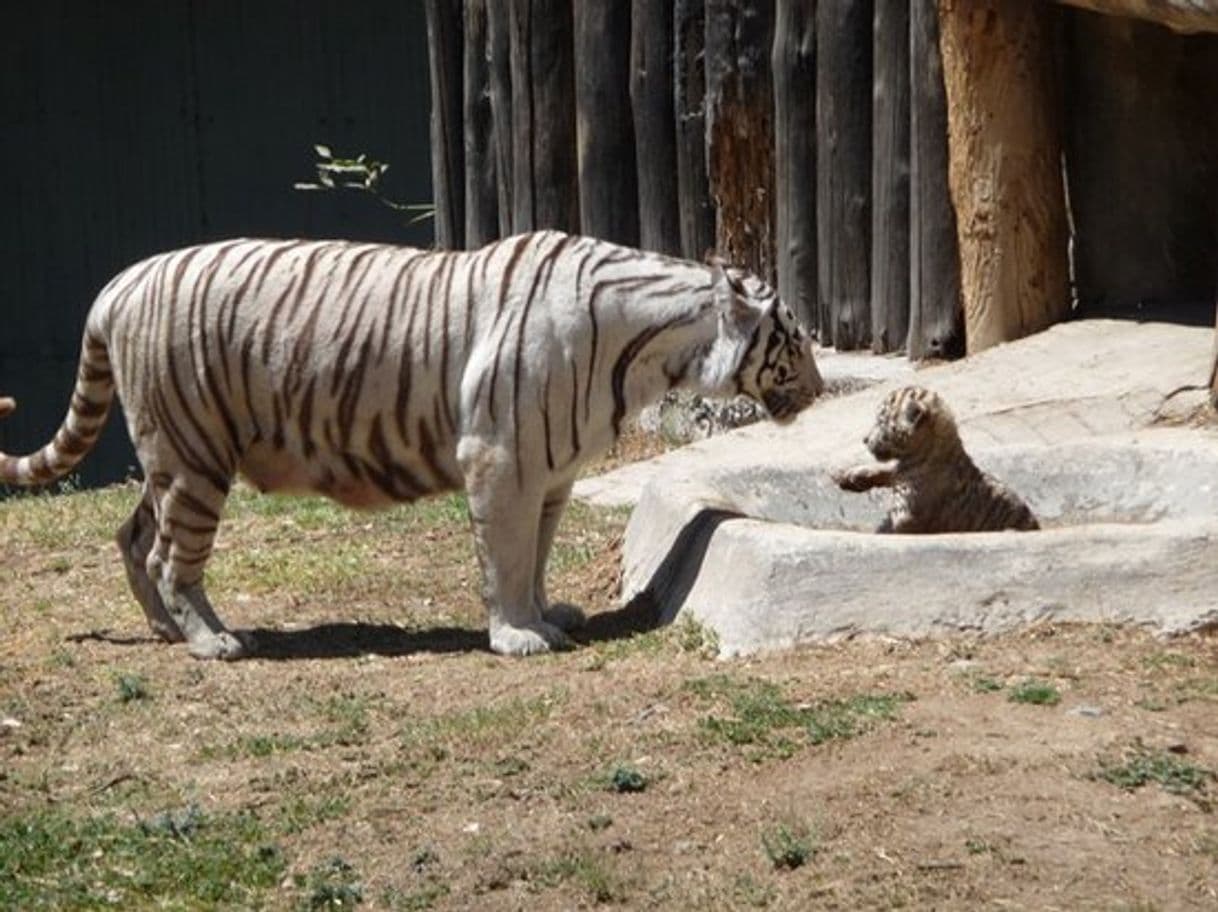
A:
[1,0,433,489]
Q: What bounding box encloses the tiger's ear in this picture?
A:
[901,396,927,426]
[711,263,760,339]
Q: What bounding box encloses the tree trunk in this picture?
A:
[509,0,579,234]
[631,0,681,256]
[425,0,465,249]
[574,0,639,246]
[772,0,817,333]
[487,0,514,238]
[870,0,910,353]
[816,0,872,349]
[938,0,1070,354]
[463,0,498,249]
[674,0,715,261]
[705,0,777,280]
[908,0,962,359]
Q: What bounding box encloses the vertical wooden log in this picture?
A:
[574,0,639,245]
[464,0,498,248]
[909,0,962,359]
[870,0,910,353]
[772,0,817,332]
[425,0,465,249]
[487,0,514,238]
[816,0,872,350]
[705,0,777,280]
[631,0,681,256]
[509,0,579,234]
[938,0,1070,354]
[675,0,715,260]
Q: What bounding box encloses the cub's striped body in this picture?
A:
[1,231,822,658]
[834,385,1038,534]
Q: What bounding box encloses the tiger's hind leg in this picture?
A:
[533,480,585,633]
[116,484,184,643]
[460,439,572,656]
[145,473,247,660]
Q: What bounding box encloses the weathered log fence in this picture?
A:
[426,1,1218,361]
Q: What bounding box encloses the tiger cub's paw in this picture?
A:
[543,602,587,632]
[490,621,575,657]
[185,630,249,661]
[833,466,873,493]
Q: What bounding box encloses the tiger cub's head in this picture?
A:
[713,266,823,424]
[864,385,961,463]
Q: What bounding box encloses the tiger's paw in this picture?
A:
[490,621,574,657]
[833,467,871,492]
[542,602,586,632]
[185,630,249,661]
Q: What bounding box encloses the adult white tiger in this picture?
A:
[0,230,822,658]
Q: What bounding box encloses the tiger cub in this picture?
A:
[0,231,823,659]
[833,385,1039,534]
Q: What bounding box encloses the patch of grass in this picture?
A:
[1008,679,1061,706]
[760,821,816,870]
[383,882,450,911]
[1142,651,1197,671]
[607,764,648,793]
[971,675,1004,694]
[531,847,626,903]
[687,675,911,760]
[401,693,561,755]
[1096,749,1212,801]
[0,804,285,909]
[1,481,138,550]
[295,856,364,910]
[278,794,352,835]
[114,671,151,703]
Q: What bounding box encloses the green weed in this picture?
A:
[0,805,284,909]
[1096,749,1212,801]
[760,821,816,870]
[295,856,364,910]
[1008,679,1061,706]
[114,671,150,703]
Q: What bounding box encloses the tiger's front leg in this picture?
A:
[833,463,897,493]
[460,439,573,656]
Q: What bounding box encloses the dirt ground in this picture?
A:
[2,437,1217,910]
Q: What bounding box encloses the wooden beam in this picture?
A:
[816,0,872,349]
[1052,0,1218,35]
[938,0,1070,353]
[463,0,499,248]
[674,0,715,260]
[772,0,818,333]
[574,0,639,245]
[487,0,514,238]
[425,0,465,249]
[908,0,963,359]
[706,0,777,281]
[870,0,910,353]
[631,0,681,256]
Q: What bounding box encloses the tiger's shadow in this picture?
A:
[242,594,663,660]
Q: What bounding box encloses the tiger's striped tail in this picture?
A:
[0,328,115,487]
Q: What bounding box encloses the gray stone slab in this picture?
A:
[579,320,1218,654]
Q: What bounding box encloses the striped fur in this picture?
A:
[1,231,823,658]
[834,385,1039,534]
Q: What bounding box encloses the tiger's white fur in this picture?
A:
[1,231,822,658]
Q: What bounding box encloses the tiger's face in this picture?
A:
[864,385,955,462]
[728,272,823,423]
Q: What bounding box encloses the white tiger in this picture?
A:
[0,231,823,658]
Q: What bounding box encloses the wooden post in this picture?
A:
[908,0,962,359]
[870,0,910,353]
[463,0,498,249]
[425,0,465,249]
[816,0,872,350]
[675,0,715,261]
[509,0,580,234]
[772,0,817,333]
[938,0,1070,353]
[487,0,514,238]
[631,0,682,256]
[574,0,639,246]
[706,0,777,281]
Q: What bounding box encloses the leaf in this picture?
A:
[314,144,332,159]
